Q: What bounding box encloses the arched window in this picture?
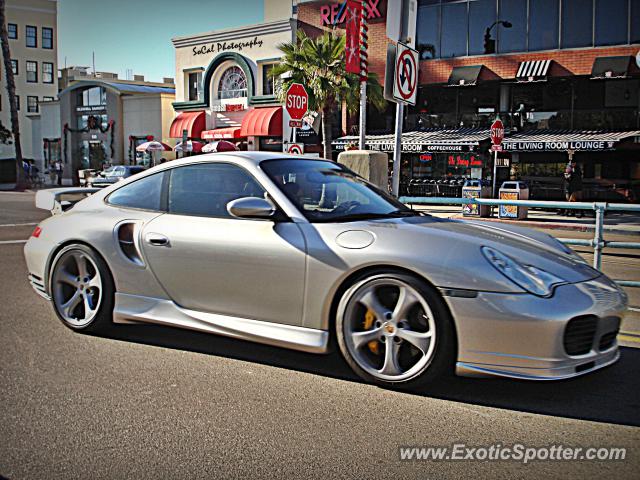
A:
[218,66,248,99]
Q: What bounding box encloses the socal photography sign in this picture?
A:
[193,36,264,56]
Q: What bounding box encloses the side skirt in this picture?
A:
[113,293,329,354]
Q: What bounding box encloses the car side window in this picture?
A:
[168,163,266,218]
[107,172,165,211]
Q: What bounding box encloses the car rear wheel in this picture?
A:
[336,272,455,388]
[50,244,114,332]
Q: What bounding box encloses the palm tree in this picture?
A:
[0,0,26,190]
[272,30,386,159]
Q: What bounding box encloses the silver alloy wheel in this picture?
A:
[52,250,102,328]
[342,277,437,382]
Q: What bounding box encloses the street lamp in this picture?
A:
[484,20,512,54]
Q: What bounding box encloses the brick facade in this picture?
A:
[298,1,640,85]
[421,46,640,84]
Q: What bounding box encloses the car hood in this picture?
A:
[352,216,600,286]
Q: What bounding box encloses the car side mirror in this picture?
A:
[227,197,275,219]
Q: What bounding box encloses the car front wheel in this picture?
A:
[336,272,455,388]
[50,244,114,332]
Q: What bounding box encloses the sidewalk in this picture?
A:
[412,205,640,236]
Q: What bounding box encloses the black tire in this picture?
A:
[336,271,456,389]
[49,244,114,333]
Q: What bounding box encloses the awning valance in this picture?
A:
[591,56,633,79]
[202,127,244,140]
[447,65,500,87]
[332,129,490,153]
[516,60,552,82]
[169,111,206,139]
[502,130,640,151]
[240,106,283,137]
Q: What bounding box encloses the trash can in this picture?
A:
[462,179,491,217]
[498,181,529,219]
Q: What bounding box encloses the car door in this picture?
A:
[140,162,307,327]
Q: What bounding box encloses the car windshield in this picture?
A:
[261,159,418,223]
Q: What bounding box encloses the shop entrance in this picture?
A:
[81,140,107,170]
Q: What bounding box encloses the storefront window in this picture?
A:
[187,71,201,101]
[416,3,440,59]
[528,0,559,51]
[262,64,276,95]
[469,0,497,55]
[78,87,106,107]
[594,0,628,45]
[561,0,593,48]
[440,2,467,58]
[633,0,640,43]
[498,0,527,53]
[218,66,248,99]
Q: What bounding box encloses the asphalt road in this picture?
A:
[1,192,639,479]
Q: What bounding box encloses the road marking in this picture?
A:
[0,239,27,244]
[0,222,38,227]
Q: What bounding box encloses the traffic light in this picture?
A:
[483,29,495,54]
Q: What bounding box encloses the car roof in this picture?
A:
[145,152,330,173]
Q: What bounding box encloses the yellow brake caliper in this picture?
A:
[363,309,380,354]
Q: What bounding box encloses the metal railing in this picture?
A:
[399,196,640,288]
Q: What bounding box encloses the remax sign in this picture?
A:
[320,0,385,26]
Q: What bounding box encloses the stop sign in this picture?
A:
[286,83,308,121]
[490,118,504,145]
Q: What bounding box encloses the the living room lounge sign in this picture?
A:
[192,36,264,56]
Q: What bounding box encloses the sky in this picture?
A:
[58,0,264,82]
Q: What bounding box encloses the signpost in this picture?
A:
[286,83,308,143]
[385,1,418,197]
[490,117,505,198]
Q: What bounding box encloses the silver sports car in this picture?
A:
[24,153,627,388]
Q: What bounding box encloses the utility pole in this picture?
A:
[358,0,368,149]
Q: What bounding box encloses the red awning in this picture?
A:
[240,107,283,137]
[202,127,244,140]
[169,111,206,139]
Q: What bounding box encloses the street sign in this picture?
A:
[392,43,419,105]
[285,83,309,121]
[386,0,417,48]
[490,144,503,152]
[490,118,505,145]
[289,119,303,128]
[284,142,304,155]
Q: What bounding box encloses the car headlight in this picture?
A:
[481,246,566,297]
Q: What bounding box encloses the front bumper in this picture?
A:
[447,275,628,380]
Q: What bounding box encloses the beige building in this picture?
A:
[0,0,57,166]
[55,77,175,184]
[170,0,300,151]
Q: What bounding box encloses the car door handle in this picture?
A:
[145,233,170,247]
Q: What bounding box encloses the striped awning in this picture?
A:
[502,130,640,151]
[332,129,490,153]
[516,60,552,82]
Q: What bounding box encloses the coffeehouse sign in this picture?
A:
[336,142,471,153]
[193,36,264,56]
[502,140,617,151]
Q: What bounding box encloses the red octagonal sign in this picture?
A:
[490,118,504,146]
[286,83,309,121]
